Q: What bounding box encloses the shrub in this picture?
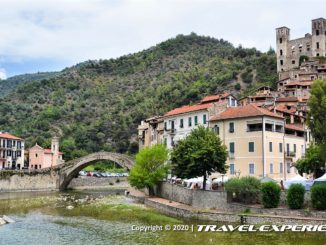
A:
[261,182,281,208]
[287,184,305,209]
[225,176,261,204]
[311,185,326,210]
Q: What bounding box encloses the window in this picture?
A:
[317,53,320,57]
[280,49,283,56]
[247,123,262,132]
[188,117,192,127]
[249,163,255,174]
[248,142,254,152]
[293,144,296,153]
[287,162,291,174]
[230,163,235,175]
[229,122,234,133]
[286,143,290,154]
[280,162,283,174]
[194,116,198,125]
[280,60,283,66]
[279,143,283,153]
[171,121,175,130]
[180,119,184,128]
[164,138,167,146]
[316,30,320,36]
[279,38,282,43]
[269,142,273,152]
[203,114,207,124]
[213,125,219,135]
[229,142,235,153]
[270,163,273,174]
[292,60,295,65]
[317,42,320,49]
[164,122,167,130]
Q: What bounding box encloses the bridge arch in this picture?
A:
[58,152,134,190]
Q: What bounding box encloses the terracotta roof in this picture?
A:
[278,77,290,83]
[44,149,63,155]
[276,97,298,102]
[0,133,23,140]
[210,104,284,121]
[285,124,304,132]
[201,92,231,103]
[285,81,313,86]
[165,103,212,117]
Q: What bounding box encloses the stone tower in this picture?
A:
[311,18,326,57]
[276,26,290,73]
[51,136,59,166]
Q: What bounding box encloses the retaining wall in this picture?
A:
[154,182,228,210]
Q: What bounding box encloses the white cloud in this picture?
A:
[0,68,7,80]
[0,0,325,67]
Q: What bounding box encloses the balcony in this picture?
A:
[285,151,296,159]
[165,128,176,135]
[228,152,235,159]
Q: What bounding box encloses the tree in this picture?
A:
[128,144,170,195]
[308,79,326,145]
[295,144,325,178]
[170,126,228,190]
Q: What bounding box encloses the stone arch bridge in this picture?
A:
[0,152,134,192]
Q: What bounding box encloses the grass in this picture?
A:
[56,196,182,224]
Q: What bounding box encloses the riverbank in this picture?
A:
[128,185,326,225]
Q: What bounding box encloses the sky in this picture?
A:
[0,0,325,79]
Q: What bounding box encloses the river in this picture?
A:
[0,189,325,245]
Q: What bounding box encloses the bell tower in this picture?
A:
[276,26,290,73]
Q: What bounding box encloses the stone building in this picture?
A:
[138,116,164,150]
[276,18,326,77]
[28,137,64,169]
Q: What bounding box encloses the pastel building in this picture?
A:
[28,137,64,169]
[163,93,238,149]
[0,132,25,170]
[209,104,307,181]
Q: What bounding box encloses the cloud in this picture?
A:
[0,68,7,80]
[0,0,325,76]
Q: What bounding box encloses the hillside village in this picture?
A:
[138,17,326,182]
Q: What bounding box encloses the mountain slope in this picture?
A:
[0,33,277,159]
[0,72,61,98]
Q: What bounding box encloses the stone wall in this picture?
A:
[145,198,326,225]
[68,176,127,189]
[154,182,228,210]
[0,173,58,192]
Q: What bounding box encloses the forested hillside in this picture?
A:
[0,72,60,98]
[0,33,277,159]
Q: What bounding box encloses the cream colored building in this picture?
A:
[209,104,308,181]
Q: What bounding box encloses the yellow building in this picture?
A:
[209,104,307,181]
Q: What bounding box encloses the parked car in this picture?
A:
[79,171,87,176]
[86,172,93,177]
[93,172,101,177]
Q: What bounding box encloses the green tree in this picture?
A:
[308,79,326,145]
[171,126,228,190]
[128,144,170,195]
[296,144,325,178]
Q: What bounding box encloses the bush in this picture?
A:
[225,176,261,204]
[287,184,305,209]
[261,182,281,208]
[311,185,326,210]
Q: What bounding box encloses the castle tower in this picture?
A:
[51,136,59,166]
[276,26,290,73]
[311,18,326,57]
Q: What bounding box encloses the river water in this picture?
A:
[0,189,325,245]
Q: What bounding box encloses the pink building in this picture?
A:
[28,137,64,169]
